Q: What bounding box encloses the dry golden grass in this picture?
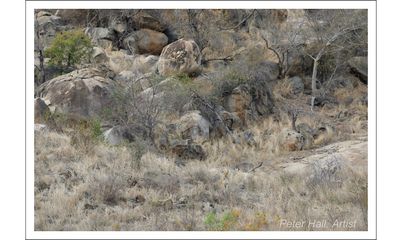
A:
[35,97,368,231]
[34,74,368,231]
[273,78,295,100]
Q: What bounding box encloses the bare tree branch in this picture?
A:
[218,10,256,31]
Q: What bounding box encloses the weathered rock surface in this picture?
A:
[123,29,168,55]
[133,55,159,73]
[85,27,115,50]
[157,39,202,76]
[348,56,367,84]
[132,12,166,32]
[34,124,48,133]
[103,126,131,145]
[91,47,109,64]
[34,98,51,123]
[107,50,158,74]
[248,78,275,117]
[176,111,210,144]
[287,76,304,95]
[37,68,115,119]
[279,140,367,176]
[114,71,152,91]
[35,12,63,49]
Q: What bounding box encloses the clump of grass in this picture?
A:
[241,212,268,231]
[308,155,344,188]
[90,118,103,141]
[204,209,240,231]
[273,79,294,100]
[86,169,125,205]
[174,73,192,84]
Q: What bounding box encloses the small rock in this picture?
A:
[34,124,48,133]
[287,76,304,95]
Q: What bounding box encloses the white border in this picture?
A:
[26,1,376,239]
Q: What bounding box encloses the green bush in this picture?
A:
[45,29,92,68]
[204,210,240,231]
[90,119,103,141]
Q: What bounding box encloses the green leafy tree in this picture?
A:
[45,29,92,68]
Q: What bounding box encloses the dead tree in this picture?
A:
[303,10,367,110]
[34,15,46,87]
[111,78,163,144]
[254,10,306,79]
[289,109,299,132]
[218,9,256,31]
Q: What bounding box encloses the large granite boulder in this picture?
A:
[157,39,202,76]
[132,12,166,32]
[123,29,168,55]
[37,68,116,119]
[35,11,63,50]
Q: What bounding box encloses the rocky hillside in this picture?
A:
[34,9,368,231]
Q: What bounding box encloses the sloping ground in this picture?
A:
[34,128,368,231]
[271,139,367,176]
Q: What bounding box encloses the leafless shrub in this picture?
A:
[86,169,126,205]
[308,155,344,188]
[108,76,164,144]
